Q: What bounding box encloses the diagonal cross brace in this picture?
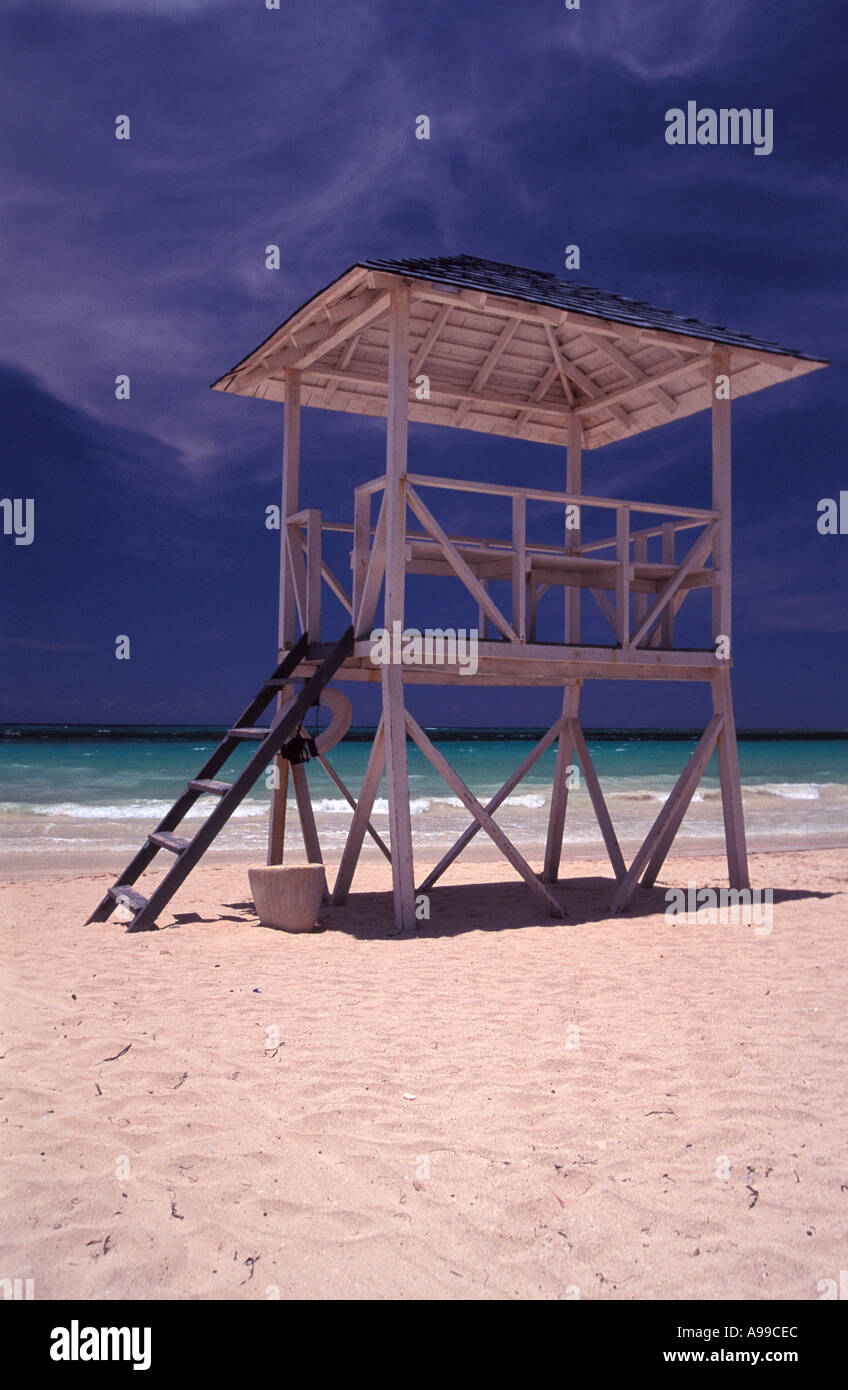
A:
[610,714,723,914]
[404,710,564,918]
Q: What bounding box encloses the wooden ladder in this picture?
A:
[86,628,354,933]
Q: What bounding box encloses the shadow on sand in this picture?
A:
[211,877,835,942]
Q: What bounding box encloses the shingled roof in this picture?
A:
[214,254,826,450]
[362,255,823,362]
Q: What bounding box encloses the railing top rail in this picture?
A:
[322,521,577,554]
[319,517,711,564]
[581,517,707,552]
[355,476,389,496]
[354,472,718,522]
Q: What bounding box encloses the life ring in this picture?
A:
[276,685,352,755]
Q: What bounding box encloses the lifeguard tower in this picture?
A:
[88,255,826,935]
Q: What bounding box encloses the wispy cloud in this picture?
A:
[0,0,838,484]
[0,4,491,471]
[550,0,772,81]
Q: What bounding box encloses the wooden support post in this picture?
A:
[708,367,747,913]
[305,508,322,644]
[512,493,526,642]
[611,715,723,914]
[527,575,537,643]
[266,755,289,866]
[291,762,323,868]
[382,666,415,932]
[565,417,582,644]
[355,494,386,637]
[661,522,675,648]
[278,368,301,651]
[542,680,582,882]
[616,505,630,648]
[712,667,750,890]
[712,348,732,646]
[633,534,648,633]
[382,286,416,935]
[545,417,585,884]
[478,577,490,642]
[352,488,370,627]
[332,719,386,904]
[269,367,301,865]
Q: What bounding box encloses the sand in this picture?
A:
[1,848,846,1301]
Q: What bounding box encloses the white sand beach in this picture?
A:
[2,847,846,1301]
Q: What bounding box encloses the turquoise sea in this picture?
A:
[2,727,847,872]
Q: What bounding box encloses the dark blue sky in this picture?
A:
[1,0,845,729]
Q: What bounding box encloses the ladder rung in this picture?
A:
[83,629,352,934]
[189,779,232,796]
[108,886,148,911]
[264,679,292,688]
[148,831,190,854]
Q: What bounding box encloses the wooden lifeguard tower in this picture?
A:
[87,255,826,935]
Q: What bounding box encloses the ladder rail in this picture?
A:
[125,633,314,870]
[189,633,311,785]
[86,631,352,932]
[86,636,311,917]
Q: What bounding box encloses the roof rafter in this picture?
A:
[305,365,573,424]
[542,323,575,406]
[409,303,453,380]
[411,282,564,328]
[574,350,714,419]
[271,290,391,372]
[451,317,521,427]
[324,331,362,405]
[581,328,681,417]
[551,330,631,429]
[513,359,562,433]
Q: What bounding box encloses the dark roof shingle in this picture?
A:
[361,254,824,362]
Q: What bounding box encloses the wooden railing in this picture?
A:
[285,472,721,654]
